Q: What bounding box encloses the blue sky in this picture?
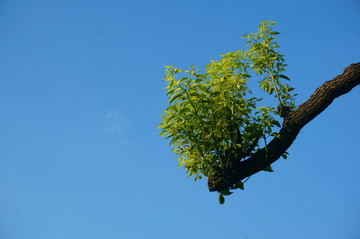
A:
[0,0,359,238]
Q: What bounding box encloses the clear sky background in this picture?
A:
[0,0,359,239]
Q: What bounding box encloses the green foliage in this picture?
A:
[159,21,296,187]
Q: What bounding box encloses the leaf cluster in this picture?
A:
[159,21,297,192]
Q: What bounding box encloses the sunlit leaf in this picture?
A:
[169,92,182,103]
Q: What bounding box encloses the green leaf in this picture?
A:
[271,132,281,139]
[165,132,175,139]
[218,194,225,205]
[169,92,182,103]
[178,107,190,116]
[170,135,182,145]
[281,152,288,159]
[279,74,291,81]
[220,189,233,196]
[269,31,280,35]
[262,165,274,172]
[272,120,281,128]
[166,88,176,95]
[287,87,295,92]
[234,181,244,190]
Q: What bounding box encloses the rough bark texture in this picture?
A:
[208,62,360,192]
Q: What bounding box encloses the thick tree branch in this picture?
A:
[208,62,360,191]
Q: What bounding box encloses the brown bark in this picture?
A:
[208,62,360,192]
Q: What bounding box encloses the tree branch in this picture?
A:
[208,62,360,191]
